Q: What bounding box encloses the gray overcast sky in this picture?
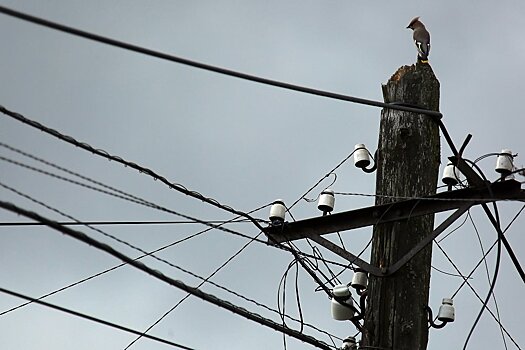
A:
[1,1,524,349]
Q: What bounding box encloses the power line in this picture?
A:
[448,208,525,350]
[0,141,150,207]
[125,232,263,349]
[0,200,333,350]
[0,5,443,119]
[0,164,351,270]
[462,206,503,350]
[334,190,522,203]
[0,219,257,227]
[0,228,201,317]
[0,158,274,252]
[0,182,350,342]
[468,212,508,350]
[0,105,267,232]
[0,286,196,350]
[0,181,310,332]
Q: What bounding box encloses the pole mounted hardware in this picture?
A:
[264,180,525,277]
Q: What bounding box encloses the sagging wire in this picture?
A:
[468,211,508,350]
[0,200,334,350]
[0,105,270,234]
[277,258,305,350]
[456,160,504,350]
[0,153,351,268]
[125,232,264,349]
[0,286,197,350]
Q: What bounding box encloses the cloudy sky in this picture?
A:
[1,1,524,349]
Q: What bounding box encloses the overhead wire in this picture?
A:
[0,221,341,345]
[0,179,329,338]
[0,166,352,269]
[0,219,256,226]
[124,232,264,350]
[0,5,443,119]
[0,200,333,350]
[0,155,337,264]
[0,105,268,233]
[0,286,196,350]
[463,158,525,284]
[433,241,518,348]
[468,211,508,350]
[449,205,525,350]
[455,160,504,350]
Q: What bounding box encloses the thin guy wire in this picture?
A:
[0,219,257,226]
[0,141,150,207]
[288,149,359,211]
[0,200,333,350]
[0,157,352,270]
[125,232,263,349]
[0,105,268,233]
[0,156,318,263]
[0,184,342,343]
[0,6,443,119]
[0,228,204,317]
[436,210,469,243]
[434,241,520,349]
[335,191,521,203]
[468,212,508,350]
[448,205,525,350]
[0,287,196,350]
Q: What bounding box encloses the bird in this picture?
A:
[406,16,431,63]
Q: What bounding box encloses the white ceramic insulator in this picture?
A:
[437,298,455,322]
[354,144,371,169]
[351,271,368,289]
[318,189,335,213]
[269,200,286,222]
[442,163,461,185]
[331,284,354,321]
[496,149,514,175]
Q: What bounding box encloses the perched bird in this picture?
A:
[406,17,431,63]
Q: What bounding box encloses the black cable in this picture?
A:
[1,158,340,266]
[0,219,257,226]
[0,105,267,234]
[468,212,508,350]
[0,286,196,350]
[459,160,504,350]
[463,158,525,283]
[0,6,443,119]
[0,228,203,317]
[0,200,332,350]
[436,210,469,243]
[125,232,263,349]
[430,265,473,279]
[449,206,525,350]
[288,149,359,211]
[0,180,334,341]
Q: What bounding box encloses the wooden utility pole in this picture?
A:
[362,62,441,350]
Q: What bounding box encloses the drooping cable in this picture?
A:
[1,180,330,340]
[0,105,267,233]
[0,6,443,119]
[459,161,503,350]
[0,286,196,350]
[450,205,525,349]
[0,201,333,350]
[468,212,508,350]
[125,232,263,349]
